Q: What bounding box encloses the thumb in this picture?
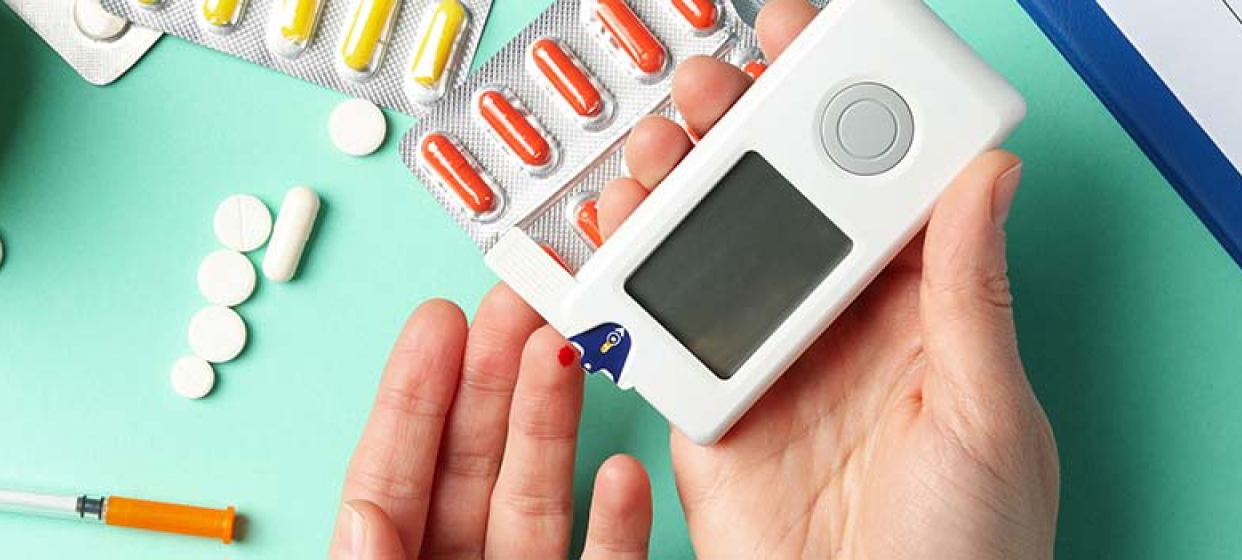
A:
[329,500,408,560]
[920,150,1028,413]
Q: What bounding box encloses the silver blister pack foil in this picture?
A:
[401,0,739,257]
[401,0,825,272]
[99,0,493,115]
[6,0,161,86]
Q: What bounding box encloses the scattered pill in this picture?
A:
[593,0,667,77]
[170,356,216,399]
[420,133,499,217]
[271,0,325,57]
[214,194,273,253]
[672,0,719,32]
[188,306,247,364]
[340,0,402,78]
[74,0,130,41]
[742,59,767,80]
[529,38,609,124]
[329,98,387,157]
[0,234,5,270]
[410,0,468,96]
[201,0,247,32]
[575,198,603,247]
[476,89,555,172]
[132,0,164,9]
[198,250,257,307]
[263,186,320,282]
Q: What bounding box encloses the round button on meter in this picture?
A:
[821,83,914,176]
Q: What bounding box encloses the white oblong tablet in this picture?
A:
[170,356,215,399]
[74,0,130,42]
[214,194,273,253]
[198,249,256,307]
[188,306,247,363]
[329,98,387,157]
[263,186,320,283]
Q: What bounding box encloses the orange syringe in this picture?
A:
[0,488,235,543]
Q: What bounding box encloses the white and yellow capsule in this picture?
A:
[268,0,325,58]
[407,0,469,103]
[200,0,248,34]
[338,0,402,81]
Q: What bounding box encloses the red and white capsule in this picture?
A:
[540,242,573,273]
[475,87,559,175]
[528,37,614,129]
[671,0,720,34]
[571,195,604,248]
[418,132,504,220]
[741,58,767,80]
[585,0,668,80]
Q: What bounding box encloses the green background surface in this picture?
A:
[2,0,1240,558]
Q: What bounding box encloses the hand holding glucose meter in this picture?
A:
[487,0,1026,444]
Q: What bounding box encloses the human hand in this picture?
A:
[598,0,1060,558]
[328,288,653,559]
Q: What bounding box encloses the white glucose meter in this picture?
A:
[487,0,1026,444]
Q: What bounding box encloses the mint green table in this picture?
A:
[2,1,1241,558]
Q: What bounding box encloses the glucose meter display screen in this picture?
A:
[627,152,853,380]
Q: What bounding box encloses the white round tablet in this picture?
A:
[74,0,129,42]
[170,356,215,399]
[214,194,273,253]
[198,249,256,307]
[329,98,387,157]
[188,306,247,364]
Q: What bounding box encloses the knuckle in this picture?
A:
[438,450,503,480]
[587,532,649,555]
[494,488,573,519]
[374,382,452,422]
[511,395,578,442]
[351,464,431,504]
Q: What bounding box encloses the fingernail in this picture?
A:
[558,344,579,367]
[992,163,1023,225]
[333,503,365,559]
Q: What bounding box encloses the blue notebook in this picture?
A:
[1017,0,1242,268]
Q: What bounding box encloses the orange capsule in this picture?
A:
[476,89,556,171]
[541,243,572,273]
[593,0,667,77]
[672,0,718,32]
[419,132,498,217]
[530,38,608,123]
[742,59,767,80]
[575,198,603,247]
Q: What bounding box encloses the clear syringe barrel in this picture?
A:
[0,490,104,522]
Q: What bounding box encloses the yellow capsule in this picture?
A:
[410,0,469,93]
[201,0,247,32]
[133,0,164,9]
[339,0,402,79]
[270,0,325,57]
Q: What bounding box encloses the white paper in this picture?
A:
[1096,0,1242,174]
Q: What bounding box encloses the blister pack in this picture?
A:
[401,0,816,273]
[6,0,161,86]
[98,0,494,115]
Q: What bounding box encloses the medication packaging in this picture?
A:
[400,0,802,270]
[4,0,160,85]
[99,0,494,115]
[400,0,1024,444]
